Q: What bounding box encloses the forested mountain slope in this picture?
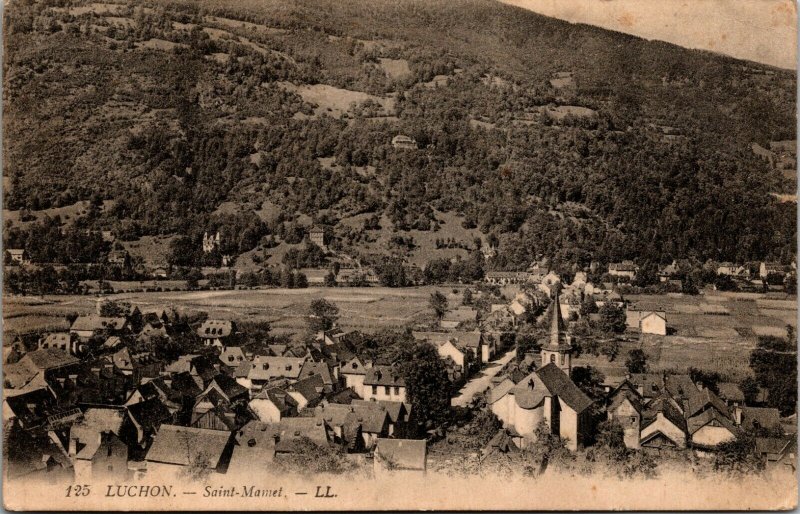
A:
[3,0,796,270]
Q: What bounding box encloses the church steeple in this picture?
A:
[541,289,573,373]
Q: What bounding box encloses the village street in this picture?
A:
[451,347,517,407]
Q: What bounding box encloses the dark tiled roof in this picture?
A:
[364,366,405,387]
[209,373,249,401]
[642,395,687,432]
[127,398,172,432]
[253,387,299,414]
[298,361,334,386]
[146,425,231,467]
[686,408,739,436]
[536,363,593,412]
[352,399,407,424]
[21,348,80,371]
[197,319,234,339]
[289,374,326,405]
[71,315,127,332]
[740,406,782,432]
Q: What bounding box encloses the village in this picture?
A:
[3,250,797,483]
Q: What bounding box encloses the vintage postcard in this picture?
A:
[2,0,797,510]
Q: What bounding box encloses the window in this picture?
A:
[372,386,378,395]
[560,354,565,365]
[42,343,48,349]
[549,354,555,364]
[394,387,400,395]
[228,356,234,362]
[384,386,390,395]
[262,363,269,370]
[286,365,292,371]
[107,446,113,457]
[205,328,211,334]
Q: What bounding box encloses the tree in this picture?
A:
[515,328,541,361]
[740,376,760,405]
[396,341,451,430]
[579,298,598,317]
[99,300,130,318]
[597,303,626,334]
[429,290,448,320]
[749,326,797,415]
[323,271,336,287]
[462,288,473,306]
[625,349,648,374]
[688,367,721,394]
[308,299,339,333]
[713,436,764,475]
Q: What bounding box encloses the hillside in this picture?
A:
[3,0,797,272]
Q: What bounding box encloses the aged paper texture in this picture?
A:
[2,0,797,510]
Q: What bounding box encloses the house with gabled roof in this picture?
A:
[363,366,406,403]
[607,387,643,449]
[740,406,782,434]
[352,399,410,437]
[249,387,299,423]
[640,394,688,453]
[70,315,128,340]
[244,356,307,391]
[126,398,173,450]
[197,319,235,348]
[219,346,246,370]
[145,425,234,476]
[340,356,367,391]
[287,374,327,411]
[73,431,129,482]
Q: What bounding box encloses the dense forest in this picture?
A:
[3,0,796,272]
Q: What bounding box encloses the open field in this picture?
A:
[611,292,797,381]
[3,286,468,339]
[5,289,795,380]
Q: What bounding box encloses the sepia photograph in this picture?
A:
[1,0,797,510]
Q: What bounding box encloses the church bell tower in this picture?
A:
[540,289,573,374]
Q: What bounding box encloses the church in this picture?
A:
[489,290,593,451]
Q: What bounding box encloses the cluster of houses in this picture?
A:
[481,290,795,469]
[3,305,435,482]
[606,373,795,467]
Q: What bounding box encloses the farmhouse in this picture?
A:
[70,315,128,340]
[5,249,30,265]
[640,312,667,336]
[484,271,531,285]
[197,319,235,348]
[391,134,417,149]
[363,366,406,403]
[608,261,638,280]
[760,261,792,280]
[717,262,748,277]
[38,332,81,356]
